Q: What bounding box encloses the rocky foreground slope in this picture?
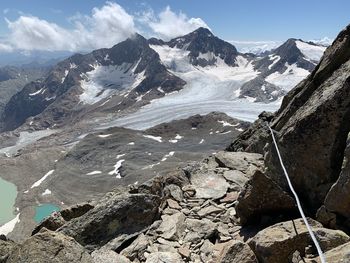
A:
[0,25,349,263]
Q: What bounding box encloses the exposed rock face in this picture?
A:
[6,230,93,263]
[265,24,350,213]
[318,138,350,231]
[226,111,274,154]
[236,170,297,225]
[249,218,350,263]
[59,193,161,248]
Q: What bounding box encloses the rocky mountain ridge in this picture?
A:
[0,28,326,133]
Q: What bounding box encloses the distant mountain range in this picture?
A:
[0,27,327,132]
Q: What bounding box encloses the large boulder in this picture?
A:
[249,218,350,263]
[213,240,258,263]
[236,170,297,225]
[59,193,160,248]
[214,151,264,174]
[6,230,93,263]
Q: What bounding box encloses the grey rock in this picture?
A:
[320,143,350,230]
[184,218,216,243]
[121,233,149,261]
[156,212,186,241]
[59,193,160,248]
[145,251,184,263]
[197,205,224,217]
[164,184,183,202]
[263,24,350,212]
[60,203,94,221]
[190,168,229,199]
[91,248,131,263]
[7,230,93,263]
[222,170,249,189]
[214,151,264,174]
[236,170,296,225]
[32,212,66,235]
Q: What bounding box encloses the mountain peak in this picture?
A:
[191,27,213,36]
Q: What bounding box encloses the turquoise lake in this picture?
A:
[34,204,60,223]
[0,177,17,225]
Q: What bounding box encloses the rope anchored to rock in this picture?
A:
[268,125,326,263]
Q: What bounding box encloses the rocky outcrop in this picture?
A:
[6,230,93,263]
[249,218,349,263]
[59,193,161,248]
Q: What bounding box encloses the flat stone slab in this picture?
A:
[190,171,229,199]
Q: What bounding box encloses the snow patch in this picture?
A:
[29,88,44,96]
[42,189,52,196]
[79,63,146,105]
[296,40,326,62]
[268,55,281,70]
[143,135,162,142]
[218,120,239,127]
[86,171,102,175]
[161,151,175,162]
[31,170,54,188]
[108,159,125,179]
[265,63,310,91]
[98,134,112,138]
[0,213,20,235]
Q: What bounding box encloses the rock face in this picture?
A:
[6,230,93,263]
[318,137,350,230]
[249,218,350,263]
[236,170,297,225]
[59,193,161,248]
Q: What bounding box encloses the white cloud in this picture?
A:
[140,6,210,40]
[3,1,136,52]
[0,2,210,53]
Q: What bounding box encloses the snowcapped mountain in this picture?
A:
[0,28,327,132]
[1,34,185,131]
[238,38,327,102]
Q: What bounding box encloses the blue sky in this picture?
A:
[0,0,348,52]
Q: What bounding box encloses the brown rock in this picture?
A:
[167,199,182,210]
[213,240,258,263]
[249,218,350,263]
[220,192,239,203]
